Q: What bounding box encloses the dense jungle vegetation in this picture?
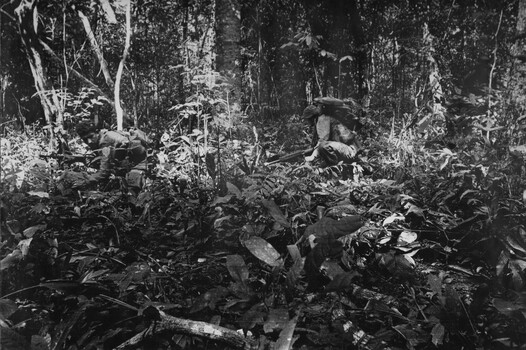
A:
[1,0,526,349]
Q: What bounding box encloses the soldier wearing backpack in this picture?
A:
[59,123,150,192]
[302,97,362,166]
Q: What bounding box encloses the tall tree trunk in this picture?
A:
[509,0,526,120]
[15,0,61,128]
[215,0,242,112]
[347,0,368,103]
[115,0,132,130]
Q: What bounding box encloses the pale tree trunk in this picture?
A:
[15,0,62,130]
[99,0,117,24]
[78,10,114,89]
[215,0,242,112]
[509,0,526,124]
[114,0,131,131]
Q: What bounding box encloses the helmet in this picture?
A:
[314,97,345,107]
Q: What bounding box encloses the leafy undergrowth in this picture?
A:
[1,125,526,350]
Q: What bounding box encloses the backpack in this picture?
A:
[314,97,363,132]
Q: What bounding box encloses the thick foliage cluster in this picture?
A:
[1,103,526,348]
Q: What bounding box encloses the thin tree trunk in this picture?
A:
[78,10,114,89]
[347,0,368,103]
[509,0,526,119]
[15,0,61,128]
[215,0,242,112]
[115,0,132,130]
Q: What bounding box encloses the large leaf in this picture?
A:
[244,236,283,267]
[0,249,22,271]
[304,233,343,290]
[0,300,17,320]
[263,308,289,333]
[286,245,304,288]
[431,323,445,346]
[226,254,249,283]
[226,182,242,197]
[274,313,299,350]
[22,224,47,238]
[493,298,526,319]
[325,272,361,292]
[261,199,290,228]
[304,215,363,241]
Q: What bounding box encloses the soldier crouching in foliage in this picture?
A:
[302,98,361,166]
[60,123,150,192]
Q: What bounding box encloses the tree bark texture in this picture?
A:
[509,0,526,117]
[15,0,61,127]
[215,0,242,111]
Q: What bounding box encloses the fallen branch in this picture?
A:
[115,311,256,350]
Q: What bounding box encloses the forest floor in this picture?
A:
[1,121,526,350]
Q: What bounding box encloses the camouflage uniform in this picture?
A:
[303,98,361,166]
[77,124,149,190]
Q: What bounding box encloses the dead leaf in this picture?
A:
[431,323,445,346]
[397,230,417,246]
[243,236,283,267]
[22,224,47,238]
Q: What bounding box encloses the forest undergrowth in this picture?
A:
[1,115,526,350]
